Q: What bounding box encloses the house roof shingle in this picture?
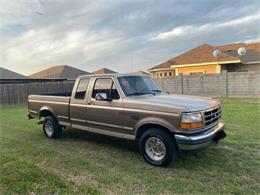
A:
[0,67,28,79]
[30,65,89,79]
[130,70,150,75]
[91,68,118,74]
[150,42,260,70]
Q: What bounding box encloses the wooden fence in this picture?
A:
[0,81,74,105]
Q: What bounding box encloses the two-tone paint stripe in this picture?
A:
[28,100,178,117]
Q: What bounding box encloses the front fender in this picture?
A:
[134,117,177,134]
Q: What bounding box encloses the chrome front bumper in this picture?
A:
[174,122,226,150]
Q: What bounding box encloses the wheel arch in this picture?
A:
[135,118,177,141]
[39,106,57,121]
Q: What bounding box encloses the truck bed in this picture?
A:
[41,92,72,97]
[28,94,71,123]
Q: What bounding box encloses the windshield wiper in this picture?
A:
[127,92,155,96]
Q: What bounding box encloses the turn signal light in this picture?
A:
[180,121,203,129]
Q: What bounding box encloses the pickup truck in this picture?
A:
[28,74,226,167]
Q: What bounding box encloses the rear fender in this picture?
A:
[39,106,58,121]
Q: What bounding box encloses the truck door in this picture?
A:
[86,77,124,132]
[70,78,90,126]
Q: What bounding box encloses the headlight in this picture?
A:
[180,112,204,129]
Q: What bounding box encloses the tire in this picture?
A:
[139,128,177,167]
[43,115,62,138]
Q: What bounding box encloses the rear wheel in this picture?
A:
[43,116,62,138]
[139,128,177,167]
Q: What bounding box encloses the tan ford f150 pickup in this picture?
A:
[28,74,226,166]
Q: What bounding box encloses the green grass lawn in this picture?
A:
[1,98,260,194]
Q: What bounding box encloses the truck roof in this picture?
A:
[78,73,149,79]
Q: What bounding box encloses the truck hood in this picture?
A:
[127,94,220,112]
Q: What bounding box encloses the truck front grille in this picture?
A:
[203,106,221,127]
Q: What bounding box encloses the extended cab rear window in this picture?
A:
[75,78,90,99]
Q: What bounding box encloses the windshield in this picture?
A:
[117,76,162,96]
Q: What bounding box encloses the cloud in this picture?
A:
[244,37,260,44]
[152,13,260,41]
[1,28,114,73]
[0,0,260,75]
[152,26,193,40]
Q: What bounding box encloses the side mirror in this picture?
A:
[95,93,108,101]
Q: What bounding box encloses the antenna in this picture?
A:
[213,49,222,59]
[237,47,247,56]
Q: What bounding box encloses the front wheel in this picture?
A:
[43,115,62,138]
[139,128,177,167]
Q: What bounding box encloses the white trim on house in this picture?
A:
[170,60,241,68]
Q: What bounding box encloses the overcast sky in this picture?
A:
[0,0,259,76]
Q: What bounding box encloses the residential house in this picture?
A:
[0,67,28,79]
[30,65,89,79]
[150,42,260,78]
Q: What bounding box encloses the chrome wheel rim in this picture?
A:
[45,120,54,137]
[145,137,166,161]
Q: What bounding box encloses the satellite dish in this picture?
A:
[237,47,247,56]
[213,49,221,58]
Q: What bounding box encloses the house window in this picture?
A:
[160,73,162,77]
[164,73,167,77]
[169,72,172,76]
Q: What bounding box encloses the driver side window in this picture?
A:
[92,78,120,100]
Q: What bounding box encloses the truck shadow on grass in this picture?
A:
[62,128,139,153]
[61,128,229,169]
